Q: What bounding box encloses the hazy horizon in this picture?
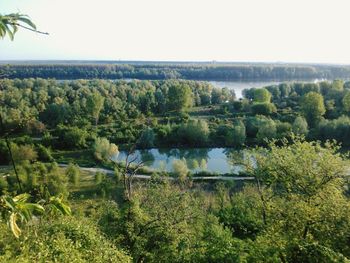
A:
[1,59,350,67]
[2,0,350,64]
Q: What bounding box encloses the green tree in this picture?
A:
[232,120,246,146]
[59,126,88,149]
[87,92,105,126]
[177,119,210,146]
[172,158,189,182]
[253,88,271,103]
[292,116,309,135]
[108,184,233,262]
[301,92,326,127]
[36,144,53,162]
[342,91,350,113]
[256,119,276,143]
[93,137,118,162]
[66,163,80,186]
[211,88,224,104]
[251,102,277,115]
[11,144,37,164]
[137,128,155,148]
[246,138,350,261]
[331,79,344,92]
[167,83,193,111]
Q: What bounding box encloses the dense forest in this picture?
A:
[2,78,350,152]
[2,62,350,80]
[3,6,350,263]
[2,77,350,262]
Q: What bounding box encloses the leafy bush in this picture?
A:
[251,102,277,115]
[93,137,118,162]
[0,217,131,262]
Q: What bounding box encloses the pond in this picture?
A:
[112,148,247,174]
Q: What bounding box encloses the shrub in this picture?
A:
[66,163,80,186]
[251,102,277,115]
[93,137,119,162]
[172,158,189,181]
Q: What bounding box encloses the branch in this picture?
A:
[14,23,49,35]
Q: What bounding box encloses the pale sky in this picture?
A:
[1,0,350,63]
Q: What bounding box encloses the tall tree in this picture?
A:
[253,88,272,103]
[167,83,193,111]
[292,116,309,135]
[342,91,350,113]
[300,92,326,127]
[87,92,105,126]
[243,138,350,261]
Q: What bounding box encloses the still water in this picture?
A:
[112,148,247,174]
[209,81,281,99]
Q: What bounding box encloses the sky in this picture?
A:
[1,0,350,64]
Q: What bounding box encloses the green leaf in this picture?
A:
[49,196,71,215]
[13,193,31,203]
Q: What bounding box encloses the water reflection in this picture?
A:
[113,148,248,174]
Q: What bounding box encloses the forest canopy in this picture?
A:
[2,62,350,81]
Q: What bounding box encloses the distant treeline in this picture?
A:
[2,63,350,80]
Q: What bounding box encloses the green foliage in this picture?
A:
[11,143,37,164]
[301,91,326,127]
[3,63,350,81]
[0,216,130,262]
[217,186,264,239]
[167,83,193,111]
[0,140,9,164]
[58,126,88,149]
[3,77,350,149]
[101,184,240,262]
[0,193,44,238]
[66,163,80,186]
[189,215,241,263]
[172,159,189,181]
[342,91,350,112]
[0,13,36,40]
[292,116,309,135]
[251,102,277,115]
[137,128,155,148]
[275,121,292,139]
[94,171,106,185]
[245,138,350,261]
[13,162,69,198]
[87,91,105,125]
[317,115,350,146]
[232,120,246,146]
[37,144,53,162]
[177,119,210,146]
[211,87,234,104]
[256,119,276,143]
[215,120,246,147]
[331,79,344,92]
[253,88,272,103]
[93,137,118,162]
